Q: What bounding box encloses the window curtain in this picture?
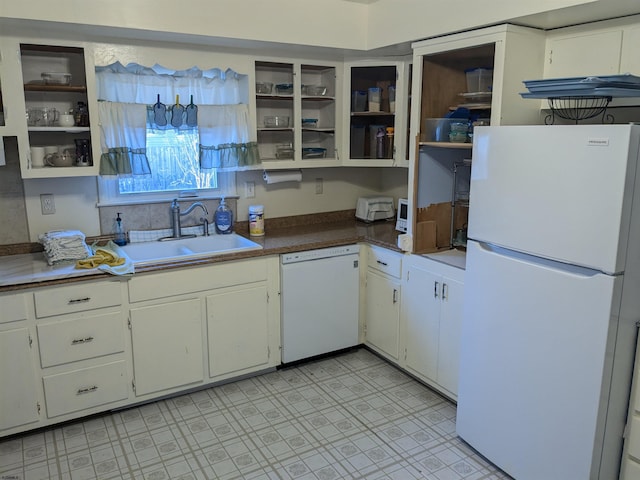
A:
[198,105,259,169]
[98,101,150,176]
[95,61,259,174]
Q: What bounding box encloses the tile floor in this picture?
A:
[0,348,510,480]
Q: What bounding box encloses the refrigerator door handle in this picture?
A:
[474,241,614,278]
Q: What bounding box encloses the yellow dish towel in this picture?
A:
[76,246,125,269]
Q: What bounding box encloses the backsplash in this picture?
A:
[98,199,236,240]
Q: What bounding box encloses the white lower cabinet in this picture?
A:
[127,256,280,399]
[42,361,128,417]
[130,298,203,396]
[401,254,464,399]
[32,280,130,421]
[207,284,270,378]
[0,327,40,431]
[364,245,402,361]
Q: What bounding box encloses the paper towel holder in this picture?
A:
[262,169,303,185]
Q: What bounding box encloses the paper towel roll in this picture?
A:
[263,169,303,184]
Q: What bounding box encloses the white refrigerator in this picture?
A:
[457,125,640,480]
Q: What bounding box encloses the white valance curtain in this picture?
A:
[95,62,259,175]
[96,62,245,105]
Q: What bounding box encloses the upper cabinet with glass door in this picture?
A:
[254,59,340,169]
[343,60,410,167]
[3,38,100,178]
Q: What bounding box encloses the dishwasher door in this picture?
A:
[281,246,360,363]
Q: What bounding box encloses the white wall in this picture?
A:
[1,0,621,54]
[0,0,370,51]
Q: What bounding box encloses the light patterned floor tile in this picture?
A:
[1,348,511,480]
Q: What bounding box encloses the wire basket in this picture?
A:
[545,96,614,125]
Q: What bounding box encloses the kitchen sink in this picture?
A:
[120,233,263,266]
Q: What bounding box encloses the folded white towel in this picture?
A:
[39,230,92,266]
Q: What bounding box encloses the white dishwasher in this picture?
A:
[281,245,360,363]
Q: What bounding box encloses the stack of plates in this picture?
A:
[520,74,640,98]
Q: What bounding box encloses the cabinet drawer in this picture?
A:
[43,360,128,418]
[0,293,28,324]
[37,312,125,368]
[367,246,402,278]
[129,258,268,303]
[34,281,122,318]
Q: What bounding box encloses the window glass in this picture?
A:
[118,128,216,194]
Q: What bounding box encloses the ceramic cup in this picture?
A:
[58,114,75,127]
[30,146,46,168]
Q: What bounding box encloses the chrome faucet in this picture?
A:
[160,199,209,241]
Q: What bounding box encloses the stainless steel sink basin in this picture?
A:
[120,233,263,266]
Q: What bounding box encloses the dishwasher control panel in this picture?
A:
[281,245,360,264]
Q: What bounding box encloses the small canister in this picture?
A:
[249,205,265,236]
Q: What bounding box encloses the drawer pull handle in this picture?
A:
[71,336,94,345]
[376,260,388,266]
[77,385,98,395]
[68,297,91,305]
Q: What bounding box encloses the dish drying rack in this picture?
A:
[520,74,640,125]
[544,96,613,125]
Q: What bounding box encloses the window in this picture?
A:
[95,62,255,205]
[97,126,236,206]
[118,128,215,194]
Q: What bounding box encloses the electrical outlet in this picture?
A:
[40,194,56,215]
[315,178,323,195]
[245,181,255,198]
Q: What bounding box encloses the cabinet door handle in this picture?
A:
[393,289,398,304]
[442,283,448,301]
[71,336,94,345]
[68,297,91,305]
[76,385,98,395]
[434,281,440,298]
[376,260,388,266]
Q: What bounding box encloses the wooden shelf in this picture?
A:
[24,84,87,93]
[351,111,395,116]
[419,141,472,149]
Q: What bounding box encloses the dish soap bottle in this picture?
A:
[214,198,233,234]
[114,212,127,246]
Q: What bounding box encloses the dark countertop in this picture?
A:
[0,214,401,292]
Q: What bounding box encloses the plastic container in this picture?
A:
[114,212,127,246]
[256,82,273,94]
[368,87,382,112]
[388,86,396,113]
[302,85,327,96]
[275,83,293,95]
[465,67,493,93]
[350,125,366,158]
[302,147,327,159]
[423,118,471,142]
[352,90,367,112]
[264,116,289,128]
[249,205,265,237]
[41,72,71,85]
[385,127,394,158]
[369,124,385,157]
[214,197,233,234]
